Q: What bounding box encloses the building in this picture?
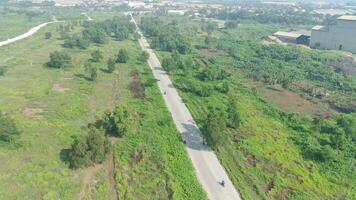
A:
[310,15,356,53]
[167,10,186,15]
[273,31,310,45]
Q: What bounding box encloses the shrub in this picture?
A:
[116,49,129,63]
[68,128,111,169]
[0,112,20,142]
[46,51,72,68]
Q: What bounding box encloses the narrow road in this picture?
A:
[0,21,62,47]
[131,15,242,200]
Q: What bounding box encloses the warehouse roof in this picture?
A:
[338,15,356,21]
[273,31,302,39]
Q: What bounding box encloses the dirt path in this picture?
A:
[80,70,121,200]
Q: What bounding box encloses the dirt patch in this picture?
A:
[22,108,44,120]
[129,70,145,99]
[259,84,335,117]
[52,83,70,92]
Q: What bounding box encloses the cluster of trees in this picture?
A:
[140,17,191,54]
[161,51,196,72]
[62,16,134,50]
[0,112,20,143]
[279,111,356,169]
[46,51,72,68]
[204,5,320,25]
[68,105,132,168]
[63,35,90,49]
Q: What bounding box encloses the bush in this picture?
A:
[45,32,52,39]
[46,51,72,68]
[103,105,132,137]
[90,50,103,62]
[0,67,7,76]
[116,49,129,63]
[69,128,111,168]
[138,51,149,63]
[107,58,116,73]
[0,112,20,142]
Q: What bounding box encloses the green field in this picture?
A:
[0,7,50,41]
[0,13,205,200]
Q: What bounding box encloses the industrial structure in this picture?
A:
[310,15,356,53]
[273,31,310,45]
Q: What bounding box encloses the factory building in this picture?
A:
[310,15,356,53]
[273,31,310,45]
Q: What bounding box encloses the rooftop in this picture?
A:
[273,31,302,39]
[338,15,356,21]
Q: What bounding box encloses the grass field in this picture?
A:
[0,13,205,199]
[0,8,50,41]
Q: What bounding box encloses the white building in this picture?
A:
[310,16,356,53]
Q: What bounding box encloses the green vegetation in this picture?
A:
[0,12,205,199]
[106,58,116,73]
[69,128,111,169]
[0,111,20,142]
[0,5,50,40]
[140,15,356,200]
[46,50,72,68]
[116,49,129,63]
[90,50,103,62]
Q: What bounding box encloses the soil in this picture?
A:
[260,85,335,117]
[52,83,70,92]
[22,108,44,120]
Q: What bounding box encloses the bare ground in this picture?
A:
[52,83,70,92]
[22,108,44,120]
[259,84,335,117]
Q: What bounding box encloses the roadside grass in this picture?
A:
[0,10,50,41]
[0,14,206,200]
[113,42,206,200]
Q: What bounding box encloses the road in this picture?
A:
[0,21,62,48]
[131,16,242,200]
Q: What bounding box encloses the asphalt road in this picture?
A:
[131,16,242,200]
[0,21,61,48]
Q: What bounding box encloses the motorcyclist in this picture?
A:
[221,180,225,187]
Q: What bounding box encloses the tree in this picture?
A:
[68,135,91,168]
[0,112,20,142]
[45,32,52,39]
[84,62,97,81]
[47,51,72,68]
[203,108,227,146]
[227,94,242,128]
[103,105,131,137]
[91,50,103,62]
[138,51,149,63]
[68,128,111,168]
[0,67,7,76]
[116,49,129,63]
[107,58,116,73]
[87,128,110,163]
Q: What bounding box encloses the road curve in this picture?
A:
[131,15,242,200]
[0,21,62,47]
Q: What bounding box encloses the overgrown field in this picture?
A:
[0,12,205,200]
[0,6,50,41]
[140,15,356,200]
